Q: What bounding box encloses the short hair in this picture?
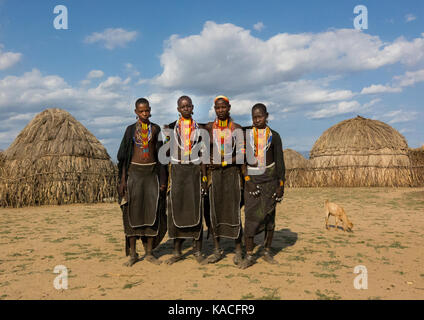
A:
[135,98,150,108]
[252,103,267,114]
[177,95,192,106]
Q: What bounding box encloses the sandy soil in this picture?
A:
[0,187,423,300]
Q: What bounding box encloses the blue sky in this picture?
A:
[0,0,423,159]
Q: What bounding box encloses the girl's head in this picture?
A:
[135,98,151,123]
[251,103,268,129]
[177,96,194,119]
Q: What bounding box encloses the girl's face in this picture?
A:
[135,103,151,122]
[177,99,194,119]
[214,99,231,121]
[252,108,268,129]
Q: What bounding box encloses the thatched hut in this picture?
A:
[0,108,117,207]
[283,148,310,187]
[408,146,424,187]
[307,116,413,187]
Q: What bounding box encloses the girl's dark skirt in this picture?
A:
[121,163,167,255]
[208,165,242,239]
[167,163,203,240]
[244,164,279,237]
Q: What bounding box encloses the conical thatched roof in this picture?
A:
[310,116,409,158]
[0,108,117,207]
[283,148,309,169]
[4,108,110,161]
[307,116,414,187]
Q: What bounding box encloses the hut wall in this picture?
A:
[283,149,310,187]
[304,166,413,187]
[408,150,424,187]
[0,155,117,207]
[285,168,310,187]
[306,150,414,187]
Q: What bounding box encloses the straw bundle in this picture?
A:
[283,148,310,187]
[307,116,413,187]
[0,108,117,207]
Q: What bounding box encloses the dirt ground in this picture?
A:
[0,187,423,300]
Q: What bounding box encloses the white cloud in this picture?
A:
[0,44,22,70]
[208,98,273,118]
[87,70,104,79]
[399,128,415,134]
[84,116,135,128]
[8,113,36,122]
[253,22,265,31]
[222,78,356,114]
[306,98,379,120]
[124,63,140,77]
[276,80,355,105]
[136,79,149,85]
[360,68,424,95]
[84,28,138,50]
[405,14,417,22]
[146,91,209,122]
[306,101,362,119]
[361,84,402,94]
[3,22,424,157]
[0,69,138,158]
[0,69,134,124]
[154,22,424,95]
[363,98,381,109]
[80,79,91,86]
[384,110,419,124]
[199,77,356,121]
[393,68,424,87]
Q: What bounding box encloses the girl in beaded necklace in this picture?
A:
[165,96,206,265]
[240,103,286,269]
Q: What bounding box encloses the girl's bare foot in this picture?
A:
[207,248,224,264]
[123,253,139,267]
[145,253,162,265]
[165,252,183,265]
[233,250,243,266]
[193,251,207,265]
[239,254,255,269]
[263,249,277,264]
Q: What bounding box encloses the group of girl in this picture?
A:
[117,95,285,270]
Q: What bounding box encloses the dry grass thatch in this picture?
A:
[0,151,4,172]
[306,116,415,187]
[0,108,117,207]
[283,148,310,187]
[408,148,424,187]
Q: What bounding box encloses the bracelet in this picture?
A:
[244,175,251,182]
[202,176,208,183]
[280,180,284,187]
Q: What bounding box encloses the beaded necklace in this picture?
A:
[212,118,235,156]
[133,120,152,158]
[250,126,272,166]
[175,117,199,156]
